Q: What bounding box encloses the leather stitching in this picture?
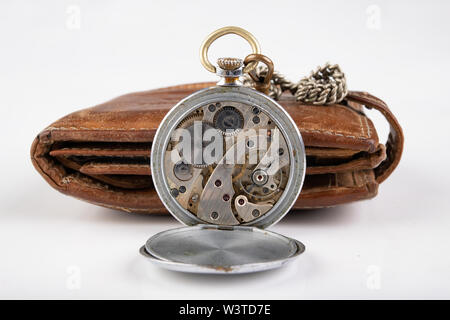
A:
[48,127,375,141]
[300,128,371,141]
[48,119,375,141]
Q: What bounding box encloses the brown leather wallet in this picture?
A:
[30,82,404,214]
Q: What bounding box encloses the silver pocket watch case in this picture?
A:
[141,27,306,274]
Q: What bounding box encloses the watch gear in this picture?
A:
[213,106,244,136]
[172,111,218,168]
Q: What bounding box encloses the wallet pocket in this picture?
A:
[46,141,385,190]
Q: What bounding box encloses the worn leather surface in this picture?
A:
[31,82,403,213]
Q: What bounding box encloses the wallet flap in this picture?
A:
[43,83,379,152]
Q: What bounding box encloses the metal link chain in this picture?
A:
[242,62,348,105]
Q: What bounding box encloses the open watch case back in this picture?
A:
[140,27,306,274]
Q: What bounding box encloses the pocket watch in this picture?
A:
[140,26,306,274]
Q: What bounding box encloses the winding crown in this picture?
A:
[217,57,243,71]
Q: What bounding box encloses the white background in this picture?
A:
[1,0,449,299]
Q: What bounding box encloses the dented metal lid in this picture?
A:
[141,224,305,274]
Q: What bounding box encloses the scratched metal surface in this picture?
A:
[141,225,305,274]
